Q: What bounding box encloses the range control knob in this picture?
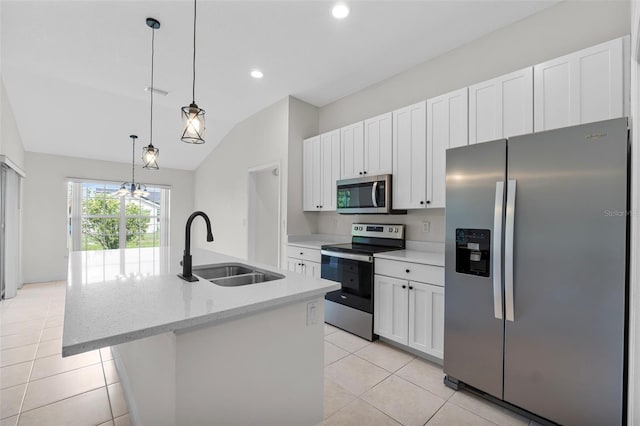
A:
[394,227,399,233]
[388,227,393,232]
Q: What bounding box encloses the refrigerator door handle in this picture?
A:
[492,181,505,319]
[505,179,517,322]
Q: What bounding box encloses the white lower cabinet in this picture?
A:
[374,259,444,360]
[286,245,322,279]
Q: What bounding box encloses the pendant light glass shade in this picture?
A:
[181,0,206,144]
[142,144,159,170]
[181,103,206,144]
[114,135,150,199]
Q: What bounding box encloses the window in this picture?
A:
[68,181,170,251]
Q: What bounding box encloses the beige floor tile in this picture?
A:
[449,391,529,426]
[325,342,349,366]
[355,341,414,373]
[43,316,64,329]
[324,398,400,426]
[39,327,62,343]
[324,323,339,336]
[324,355,390,396]
[0,384,26,420]
[96,422,114,426]
[324,377,356,419]
[0,320,44,338]
[107,382,128,418]
[114,414,132,426]
[325,330,371,353]
[0,332,41,351]
[22,364,105,412]
[0,416,17,426]
[102,360,120,385]
[0,361,32,390]
[17,387,112,426]
[0,345,37,368]
[362,375,446,426]
[426,401,496,426]
[395,357,454,400]
[100,347,113,361]
[30,350,101,380]
[35,339,61,359]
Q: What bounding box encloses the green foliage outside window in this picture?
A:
[81,198,151,250]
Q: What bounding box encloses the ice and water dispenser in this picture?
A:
[455,229,491,277]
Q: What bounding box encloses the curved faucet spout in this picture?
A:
[178,211,215,282]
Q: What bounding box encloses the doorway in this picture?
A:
[247,163,281,268]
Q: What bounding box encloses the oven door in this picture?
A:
[320,251,374,313]
[336,175,390,214]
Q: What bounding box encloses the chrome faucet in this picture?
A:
[178,211,214,282]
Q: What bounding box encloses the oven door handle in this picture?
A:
[371,181,378,207]
[321,250,373,263]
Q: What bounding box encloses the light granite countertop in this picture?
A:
[374,241,445,267]
[62,247,339,357]
[287,234,351,250]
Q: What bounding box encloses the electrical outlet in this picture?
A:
[306,302,318,326]
[422,221,430,233]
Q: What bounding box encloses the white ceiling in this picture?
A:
[2,0,558,170]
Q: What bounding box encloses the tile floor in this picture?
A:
[2,281,540,426]
[0,282,130,426]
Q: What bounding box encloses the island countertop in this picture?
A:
[62,247,340,357]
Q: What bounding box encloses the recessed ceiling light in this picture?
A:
[251,70,264,79]
[332,3,349,19]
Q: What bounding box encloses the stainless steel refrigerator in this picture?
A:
[444,118,628,425]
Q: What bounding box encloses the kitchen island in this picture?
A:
[62,247,339,426]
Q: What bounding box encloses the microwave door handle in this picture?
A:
[371,182,378,207]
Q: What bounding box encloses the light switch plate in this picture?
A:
[306,302,318,326]
[422,221,430,232]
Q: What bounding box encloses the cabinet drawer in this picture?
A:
[287,246,321,263]
[375,258,444,286]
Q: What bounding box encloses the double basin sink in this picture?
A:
[192,263,285,287]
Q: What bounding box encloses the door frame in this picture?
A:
[247,161,282,268]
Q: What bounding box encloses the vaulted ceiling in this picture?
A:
[2,1,557,170]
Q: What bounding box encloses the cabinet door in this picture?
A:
[427,88,468,209]
[287,258,298,273]
[392,101,427,210]
[305,261,321,279]
[364,112,393,176]
[469,67,532,144]
[408,281,444,359]
[303,136,322,211]
[340,122,365,179]
[534,36,627,131]
[320,130,341,211]
[374,275,409,345]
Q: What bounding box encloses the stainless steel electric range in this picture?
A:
[321,223,405,340]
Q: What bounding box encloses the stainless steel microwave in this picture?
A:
[336,174,404,214]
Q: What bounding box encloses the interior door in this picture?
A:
[444,139,506,399]
[503,118,628,425]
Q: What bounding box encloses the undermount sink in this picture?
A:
[192,263,285,287]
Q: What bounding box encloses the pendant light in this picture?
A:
[180,0,206,144]
[143,17,160,169]
[115,135,150,198]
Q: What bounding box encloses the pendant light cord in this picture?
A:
[192,0,197,104]
[131,137,136,186]
[150,27,155,146]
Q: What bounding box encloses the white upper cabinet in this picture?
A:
[534,36,629,132]
[320,130,341,211]
[363,112,393,176]
[340,122,365,179]
[303,131,340,212]
[469,67,533,144]
[393,101,427,210]
[427,88,468,209]
[303,136,321,211]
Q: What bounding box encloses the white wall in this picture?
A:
[252,168,279,267]
[22,152,194,283]
[313,0,630,242]
[0,77,25,170]
[193,97,289,263]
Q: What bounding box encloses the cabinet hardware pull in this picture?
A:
[405,269,410,273]
[402,285,406,289]
[359,172,363,175]
[409,286,414,290]
[363,171,367,174]
[300,252,303,255]
[426,200,431,204]
[420,201,424,205]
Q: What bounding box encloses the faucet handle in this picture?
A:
[180,260,183,266]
